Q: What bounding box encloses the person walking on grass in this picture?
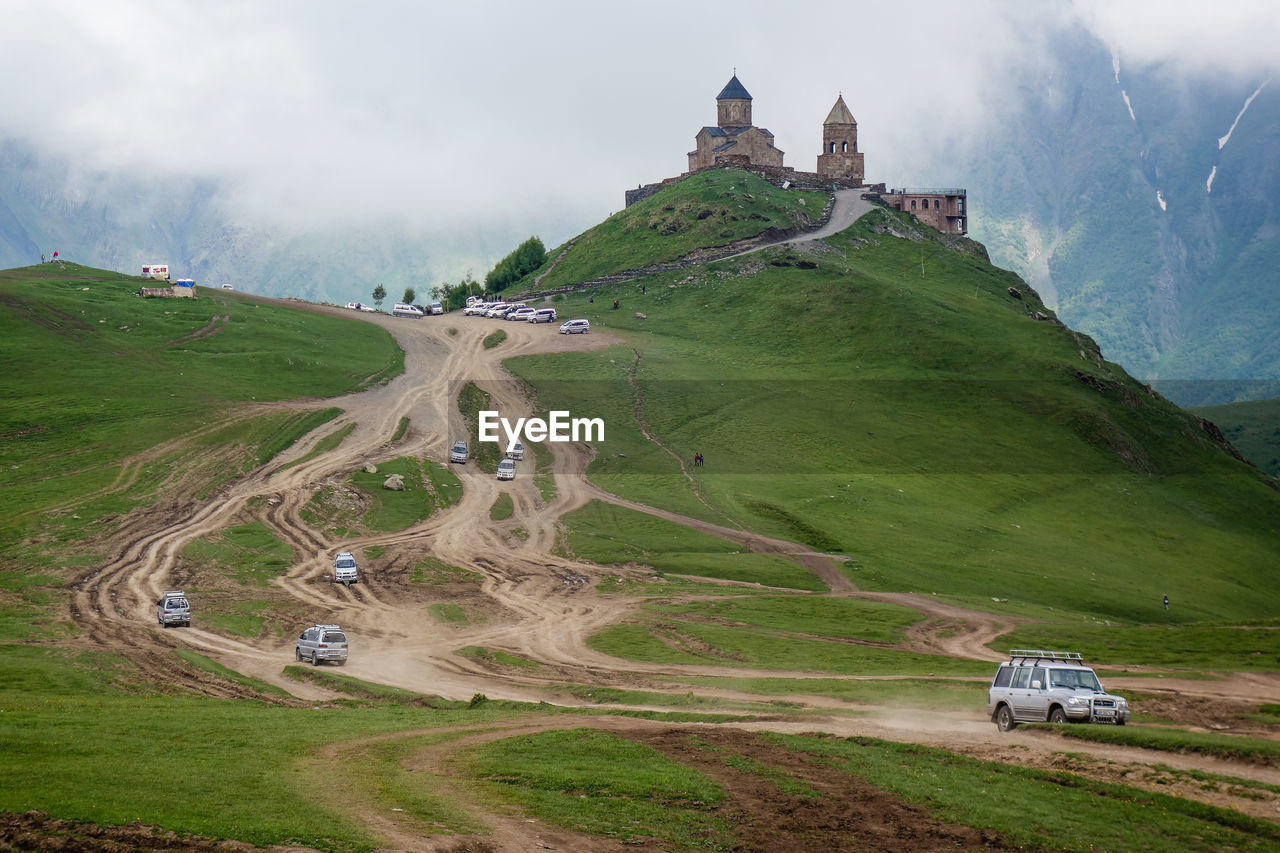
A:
[1163,594,1169,611]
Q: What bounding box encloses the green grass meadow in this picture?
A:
[507,199,1280,664]
[0,645,515,851]
[529,169,827,291]
[462,729,731,849]
[563,500,826,591]
[0,264,402,564]
[3,174,1280,852]
[182,522,295,586]
[771,733,1280,852]
[1193,396,1280,477]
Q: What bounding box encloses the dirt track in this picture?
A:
[59,304,1280,850]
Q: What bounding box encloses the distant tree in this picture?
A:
[372,284,386,308]
[440,273,482,311]
[403,286,416,305]
[484,236,547,294]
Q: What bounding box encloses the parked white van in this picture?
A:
[430,302,444,315]
[392,303,424,318]
[559,319,590,335]
[529,308,557,324]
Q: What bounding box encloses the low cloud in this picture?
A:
[1,1,1273,249]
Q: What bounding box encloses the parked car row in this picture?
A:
[391,302,445,317]
[463,300,561,324]
[344,301,445,315]
[461,297,589,334]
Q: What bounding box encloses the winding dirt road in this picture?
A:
[63,301,1280,849]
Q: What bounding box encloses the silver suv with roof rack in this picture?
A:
[156,590,190,628]
[295,624,348,666]
[987,649,1129,731]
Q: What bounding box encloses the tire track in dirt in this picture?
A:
[62,299,1280,849]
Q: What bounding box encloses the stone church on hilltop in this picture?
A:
[687,75,863,184]
[627,74,965,235]
[687,75,785,172]
[815,93,864,183]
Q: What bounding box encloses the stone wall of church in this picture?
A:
[717,99,752,127]
[728,131,784,168]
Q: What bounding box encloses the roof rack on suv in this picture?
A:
[1008,649,1084,664]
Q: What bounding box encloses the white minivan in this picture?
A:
[392,303,424,318]
[559,319,590,335]
[529,308,557,324]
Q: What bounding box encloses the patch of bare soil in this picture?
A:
[167,314,229,345]
[0,810,317,853]
[952,738,1280,825]
[630,727,1009,852]
[1134,691,1277,736]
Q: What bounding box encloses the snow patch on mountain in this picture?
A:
[1111,51,1138,123]
[1121,90,1136,122]
[1219,80,1270,150]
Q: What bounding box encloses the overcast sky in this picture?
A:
[2,0,1278,251]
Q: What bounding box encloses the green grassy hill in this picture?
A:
[1192,398,1280,477]
[508,173,1280,658]
[0,263,402,569]
[527,169,827,291]
[4,183,1280,851]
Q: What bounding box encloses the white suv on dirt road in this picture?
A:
[987,649,1129,731]
[333,552,358,585]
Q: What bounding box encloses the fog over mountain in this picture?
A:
[1,2,1278,400]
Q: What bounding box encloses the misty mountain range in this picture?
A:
[965,28,1278,406]
[2,27,1277,407]
[0,140,525,308]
